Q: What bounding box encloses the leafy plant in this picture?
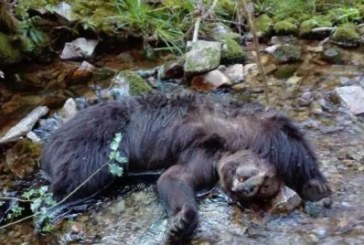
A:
[21,186,57,232]
[6,204,25,221]
[108,133,127,177]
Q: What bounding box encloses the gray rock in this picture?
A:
[219,64,244,84]
[60,38,98,60]
[322,48,342,64]
[269,185,302,214]
[184,40,222,75]
[265,44,302,63]
[60,98,78,122]
[208,22,241,42]
[335,86,364,115]
[54,2,75,22]
[0,106,49,144]
[26,131,42,143]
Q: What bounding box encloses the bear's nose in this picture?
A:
[242,184,258,197]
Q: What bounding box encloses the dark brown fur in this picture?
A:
[41,93,330,243]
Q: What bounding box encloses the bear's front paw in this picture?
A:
[302,179,331,203]
[165,204,199,245]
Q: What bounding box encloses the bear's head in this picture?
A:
[217,150,281,203]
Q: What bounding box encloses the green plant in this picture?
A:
[329,7,361,23]
[108,133,127,177]
[114,0,187,53]
[21,186,57,232]
[6,204,25,221]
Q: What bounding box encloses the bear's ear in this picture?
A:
[199,133,226,152]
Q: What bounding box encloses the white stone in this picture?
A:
[335,86,364,115]
[0,106,49,144]
[60,38,98,60]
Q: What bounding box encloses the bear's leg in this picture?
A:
[157,165,199,244]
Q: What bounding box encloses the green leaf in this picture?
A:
[30,198,42,212]
[39,186,48,196]
[22,189,36,200]
[109,163,124,177]
[110,133,122,151]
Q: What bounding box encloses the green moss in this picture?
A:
[256,14,273,36]
[118,71,152,95]
[221,38,245,65]
[273,20,298,35]
[299,17,332,37]
[0,32,23,65]
[184,41,221,73]
[331,23,360,44]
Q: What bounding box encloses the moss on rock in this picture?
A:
[273,19,298,35]
[256,14,273,37]
[331,23,360,47]
[221,38,245,64]
[119,71,152,95]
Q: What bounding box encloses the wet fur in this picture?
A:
[41,93,330,243]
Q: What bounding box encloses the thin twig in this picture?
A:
[192,0,219,42]
[240,0,270,106]
[0,197,32,203]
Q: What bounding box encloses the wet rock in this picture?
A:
[60,38,98,60]
[306,45,324,53]
[26,131,42,143]
[162,58,185,79]
[69,61,96,82]
[265,44,302,64]
[310,101,324,115]
[110,199,126,215]
[335,86,364,115]
[191,69,231,92]
[269,185,302,214]
[105,71,152,100]
[219,64,244,84]
[286,75,302,86]
[59,98,78,122]
[5,139,42,178]
[298,91,313,107]
[0,106,49,144]
[330,23,360,47]
[184,40,222,75]
[322,48,342,64]
[54,2,75,23]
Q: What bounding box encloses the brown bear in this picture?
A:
[41,93,331,244]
